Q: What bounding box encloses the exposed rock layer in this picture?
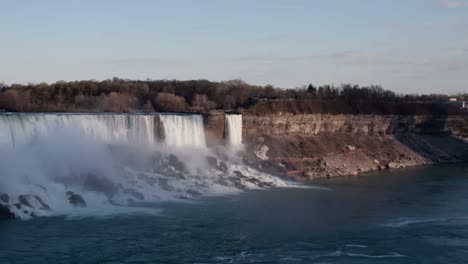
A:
[241,114,468,179]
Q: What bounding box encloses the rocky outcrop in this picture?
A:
[242,114,468,179]
[203,112,226,147]
[18,195,50,211]
[66,192,87,207]
[0,204,15,220]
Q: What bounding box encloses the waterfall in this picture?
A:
[159,114,207,148]
[0,113,291,219]
[0,113,208,148]
[0,114,156,147]
[225,114,243,146]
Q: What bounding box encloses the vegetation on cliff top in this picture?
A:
[0,78,466,115]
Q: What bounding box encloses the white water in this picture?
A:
[0,113,209,148]
[0,114,155,147]
[225,114,243,146]
[159,114,206,148]
[0,113,289,219]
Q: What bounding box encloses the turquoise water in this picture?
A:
[1,164,468,263]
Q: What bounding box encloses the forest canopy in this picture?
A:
[0,78,466,115]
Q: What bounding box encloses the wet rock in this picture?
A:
[206,156,218,168]
[158,178,174,192]
[35,185,47,192]
[18,195,50,210]
[186,189,202,197]
[0,193,9,203]
[0,204,15,220]
[229,177,246,190]
[167,171,186,180]
[215,177,230,186]
[123,189,144,201]
[168,154,186,172]
[84,173,118,196]
[233,171,244,177]
[255,145,269,160]
[218,162,229,173]
[67,193,87,207]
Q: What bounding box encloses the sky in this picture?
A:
[0,0,467,94]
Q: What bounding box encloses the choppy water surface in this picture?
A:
[2,164,468,263]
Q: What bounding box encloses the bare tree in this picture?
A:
[154,92,187,112]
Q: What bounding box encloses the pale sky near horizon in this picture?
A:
[1,0,467,94]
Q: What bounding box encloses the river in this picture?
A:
[1,164,468,263]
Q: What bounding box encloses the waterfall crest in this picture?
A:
[0,114,156,147]
[0,113,207,148]
[159,114,207,148]
[225,114,243,146]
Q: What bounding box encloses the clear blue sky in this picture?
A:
[1,0,467,94]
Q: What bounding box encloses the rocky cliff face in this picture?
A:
[203,112,226,147]
[242,114,468,179]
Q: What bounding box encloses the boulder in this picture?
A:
[83,173,118,196]
[255,145,269,160]
[168,154,186,172]
[0,204,15,220]
[123,189,144,201]
[206,156,218,168]
[386,162,399,169]
[346,145,357,152]
[218,161,229,173]
[67,193,87,207]
[0,193,9,203]
[18,195,50,210]
[233,170,245,177]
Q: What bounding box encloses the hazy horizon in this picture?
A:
[1,0,467,94]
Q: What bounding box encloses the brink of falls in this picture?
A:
[0,113,208,148]
[158,114,207,148]
[225,114,243,146]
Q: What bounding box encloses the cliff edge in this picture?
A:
[241,114,468,179]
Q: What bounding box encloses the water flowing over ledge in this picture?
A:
[0,113,295,220]
[0,113,208,148]
[158,114,206,148]
[225,114,243,146]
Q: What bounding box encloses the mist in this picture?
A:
[0,113,290,219]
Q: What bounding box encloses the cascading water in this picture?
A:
[225,114,243,146]
[0,114,156,147]
[158,114,207,148]
[0,113,290,219]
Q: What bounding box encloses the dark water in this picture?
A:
[2,164,468,264]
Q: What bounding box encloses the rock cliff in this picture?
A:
[241,114,468,179]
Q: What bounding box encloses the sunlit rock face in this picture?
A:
[242,113,468,180]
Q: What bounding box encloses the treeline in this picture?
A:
[0,78,466,115]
